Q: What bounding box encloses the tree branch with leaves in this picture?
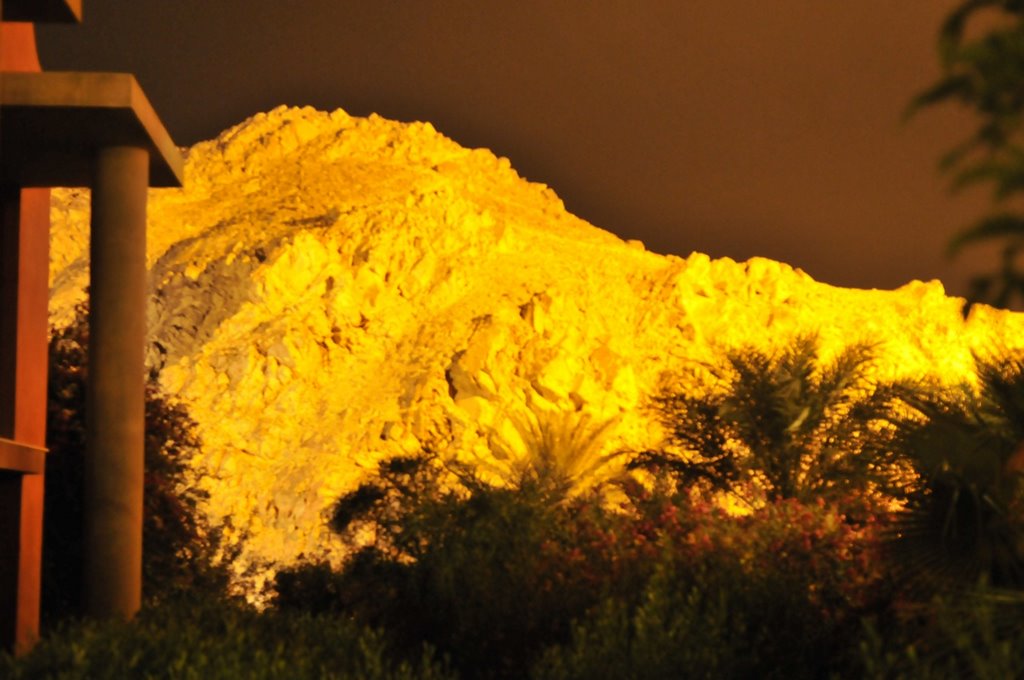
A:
[911,0,1024,309]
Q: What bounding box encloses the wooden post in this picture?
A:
[0,21,50,656]
[83,145,149,619]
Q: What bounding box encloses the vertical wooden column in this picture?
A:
[0,186,50,655]
[0,21,49,656]
[83,145,149,619]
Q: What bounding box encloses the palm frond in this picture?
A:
[947,213,1024,254]
[886,350,1024,596]
[483,406,623,501]
[646,337,906,506]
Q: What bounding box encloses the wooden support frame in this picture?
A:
[0,14,182,655]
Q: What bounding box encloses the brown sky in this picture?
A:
[38,1,997,296]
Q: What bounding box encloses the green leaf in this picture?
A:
[939,1,1003,62]
[948,213,1024,253]
[906,75,976,121]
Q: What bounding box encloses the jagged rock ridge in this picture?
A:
[48,106,1024,593]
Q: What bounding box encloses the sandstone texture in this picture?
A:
[48,106,1024,593]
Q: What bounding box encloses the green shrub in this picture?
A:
[0,597,452,680]
[533,497,889,680]
[277,452,660,679]
[279,448,891,678]
[534,559,847,680]
[533,563,772,680]
[858,587,1024,679]
[44,308,229,623]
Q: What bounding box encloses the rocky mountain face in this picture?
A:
[48,106,1024,594]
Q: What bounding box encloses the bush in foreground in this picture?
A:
[858,587,1024,679]
[276,453,627,678]
[532,497,888,680]
[886,352,1024,597]
[277,449,890,679]
[0,597,451,680]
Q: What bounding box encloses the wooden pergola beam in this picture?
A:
[1,0,80,23]
[1,71,184,187]
[0,439,45,475]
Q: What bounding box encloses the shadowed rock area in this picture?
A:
[48,106,1024,595]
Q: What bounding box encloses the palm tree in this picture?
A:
[887,351,1024,592]
[479,407,624,501]
[636,336,908,507]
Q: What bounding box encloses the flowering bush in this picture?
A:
[535,494,891,679]
[277,446,893,678]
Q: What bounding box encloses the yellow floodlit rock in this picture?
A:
[48,105,1024,595]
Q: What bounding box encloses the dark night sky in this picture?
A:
[37,1,996,296]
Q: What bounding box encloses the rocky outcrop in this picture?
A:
[48,106,1024,594]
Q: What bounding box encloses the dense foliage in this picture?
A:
[635,336,909,510]
[42,308,229,623]
[276,451,896,679]
[0,597,451,680]
[276,453,637,678]
[269,340,1024,678]
[9,333,1024,678]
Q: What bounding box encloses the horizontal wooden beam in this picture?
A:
[2,0,81,23]
[0,438,45,475]
[0,72,183,188]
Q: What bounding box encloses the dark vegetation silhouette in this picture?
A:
[886,351,1024,595]
[633,336,909,510]
[275,447,641,679]
[7,323,1024,677]
[2,596,452,680]
[269,340,1024,678]
[42,306,229,623]
[275,444,890,679]
[910,0,1024,309]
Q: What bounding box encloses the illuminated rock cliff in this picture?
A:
[48,106,1024,593]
